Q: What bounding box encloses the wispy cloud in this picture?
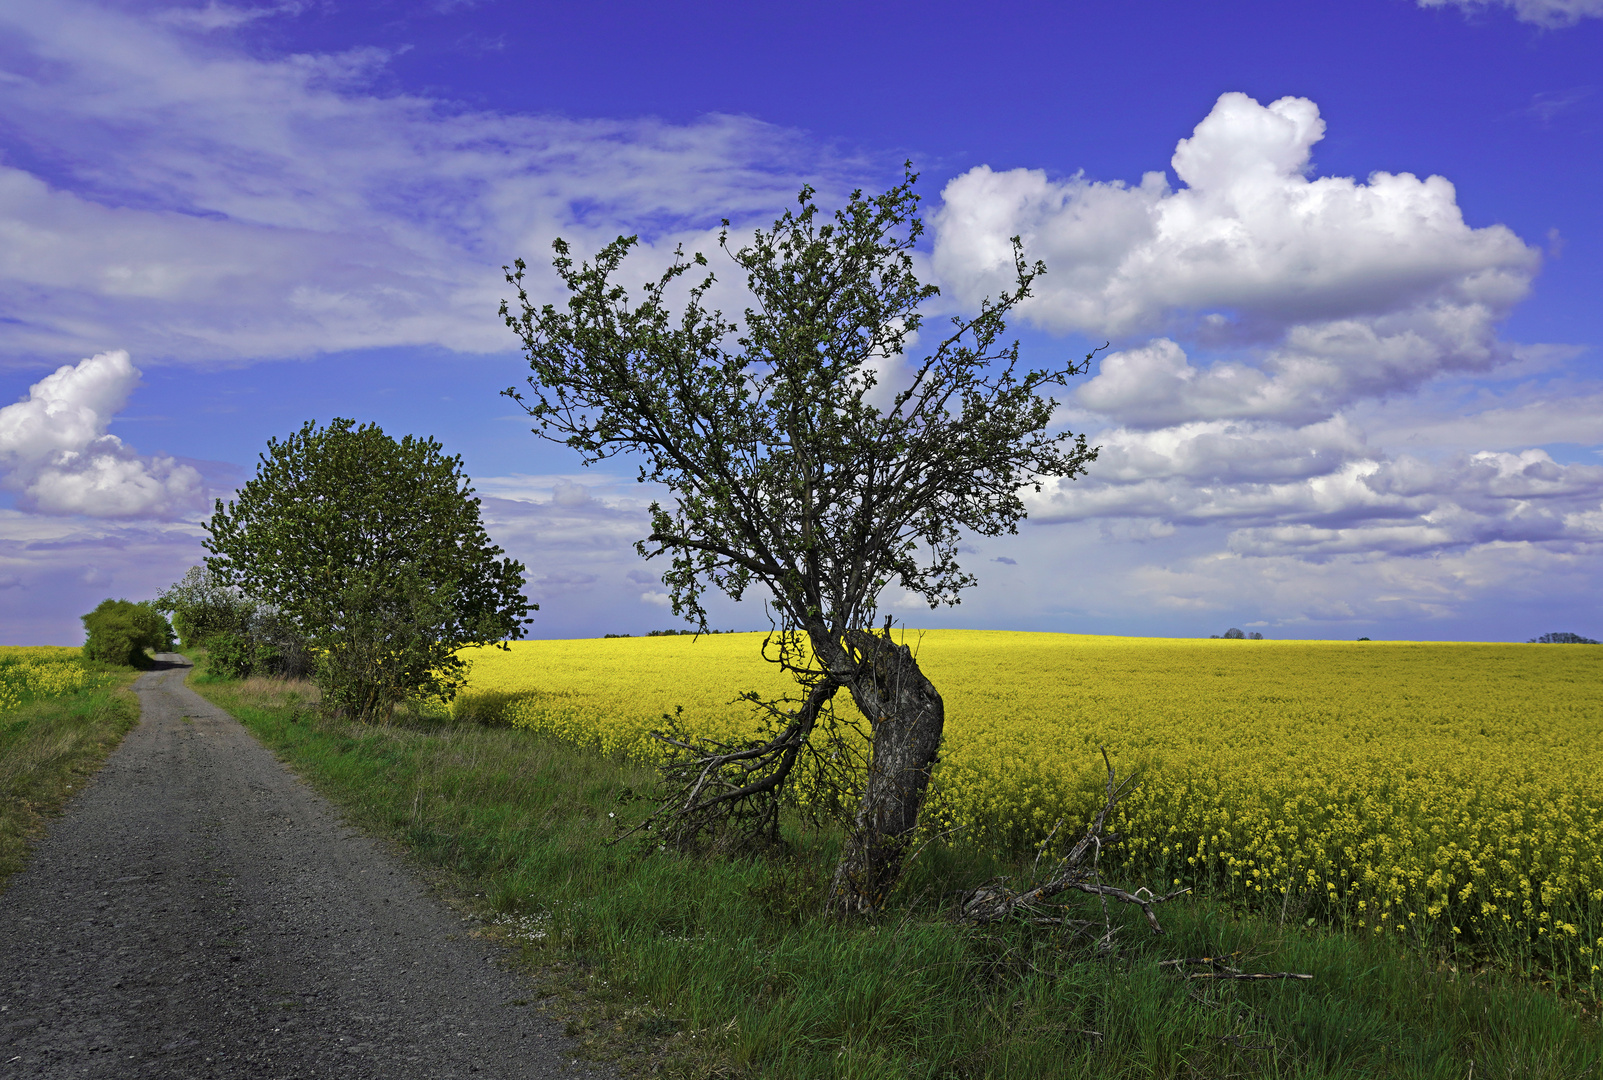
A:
[154,1,305,32]
[1417,0,1603,26]
[1522,86,1597,125]
[0,0,855,642]
[0,509,208,643]
[0,0,858,367]
[0,5,1597,641]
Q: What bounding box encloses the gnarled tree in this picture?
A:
[502,170,1099,915]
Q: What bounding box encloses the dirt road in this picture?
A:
[0,657,613,1079]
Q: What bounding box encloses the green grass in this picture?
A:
[193,672,1603,1080]
[0,671,141,891]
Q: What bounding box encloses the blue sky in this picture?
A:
[2,0,1601,644]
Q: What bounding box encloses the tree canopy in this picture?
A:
[503,170,1099,912]
[504,173,1096,640]
[204,418,532,720]
[155,564,311,679]
[155,564,255,650]
[82,599,174,668]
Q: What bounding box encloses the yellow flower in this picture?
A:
[458,630,1603,983]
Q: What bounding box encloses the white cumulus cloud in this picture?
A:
[1087,416,1370,484]
[927,89,1603,632]
[0,7,1593,638]
[935,93,1538,425]
[0,350,205,518]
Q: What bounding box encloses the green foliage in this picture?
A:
[204,631,255,680]
[80,599,174,668]
[154,563,250,648]
[310,568,472,722]
[155,565,310,679]
[502,167,1099,636]
[204,418,533,721]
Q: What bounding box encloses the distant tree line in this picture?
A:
[1528,632,1599,644]
[1209,628,1264,639]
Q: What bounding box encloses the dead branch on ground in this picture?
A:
[957,748,1190,935]
[1160,955,1312,981]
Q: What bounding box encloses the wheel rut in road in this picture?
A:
[0,656,615,1079]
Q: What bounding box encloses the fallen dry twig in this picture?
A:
[957,749,1189,934]
[1160,955,1312,981]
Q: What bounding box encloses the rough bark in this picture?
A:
[825,629,946,915]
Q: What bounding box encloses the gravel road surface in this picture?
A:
[0,657,615,1079]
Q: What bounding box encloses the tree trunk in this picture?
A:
[825,629,945,916]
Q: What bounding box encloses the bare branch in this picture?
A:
[612,676,843,851]
[1160,956,1313,981]
[958,749,1187,935]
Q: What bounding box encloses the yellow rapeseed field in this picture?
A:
[457,630,1603,980]
[0,646,104,712]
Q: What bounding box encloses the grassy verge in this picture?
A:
[0,671,142,891]
[194,673,1602,1080]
